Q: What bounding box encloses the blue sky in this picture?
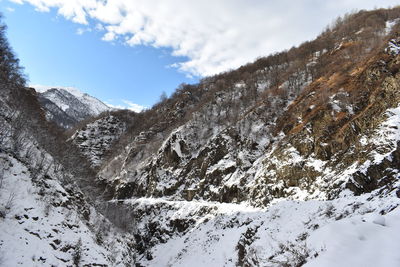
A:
[0,2,197,109]
[1,0,399,110]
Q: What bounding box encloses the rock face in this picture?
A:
[95,14,400,207]
[36,87,110,129]
[70,114,127,167]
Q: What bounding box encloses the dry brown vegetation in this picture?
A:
[67,7,400,166]
[4,7,400,198]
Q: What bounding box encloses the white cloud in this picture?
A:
[76,28,85,35]
[101,31,116,41]
[94,23,104,31]
[76,27,92,35]
[10,0,400,76]
[122,100,147,112]
[106,100,147,112]
[9,0,24,4]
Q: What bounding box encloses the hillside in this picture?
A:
[35,86,110,129]
[90,8,400,205]
[0,22,134,266]
[2,7,400,267]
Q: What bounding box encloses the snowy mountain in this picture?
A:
[0,86,134,265]
[0,152,135,266]
[76,9,400,266]
[34,86,111,129]
[2,7,400,267]
[70,114,127,167]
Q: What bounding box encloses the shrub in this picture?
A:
[72,238,82,266]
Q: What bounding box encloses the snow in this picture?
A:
[0,154,100,265]
[103,116,400,266]
[359,105,400,167]
[136,191,400,267]
[34,85,110,117]
[305,157,326,172]
[234,82,245,88]
[123,197,260,215]
[206,158,236,175]
[0,152,133,266]
[372,214,386,226]
[257,81,269,92]
[385,19,399,34]
[2,13,399,267]
[285,145,305,165]
[71,115,126,166]
[34,85,85,99]
[387,38,400,55]
[47,86,111,115]
[173,138,183,158]
[306,207,400,267]
[41,90,70,112]
[331,101,341,112]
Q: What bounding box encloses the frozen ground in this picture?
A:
[0,153,133,266]
[136,188,400,267]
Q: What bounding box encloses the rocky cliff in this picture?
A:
[90,10,400,206]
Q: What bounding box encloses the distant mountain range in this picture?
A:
[33,86,110,128]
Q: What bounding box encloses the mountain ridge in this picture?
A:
[34,86,111,128]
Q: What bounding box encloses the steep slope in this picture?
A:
[70,114,127,167]
[94,9,400,205]
[67,109,139,169]
[127,191,400,266]
[0,25,134,266]
[35,86,110,128]
[0,87,136,266]
[68,8,400,265]
[0,152,134,266]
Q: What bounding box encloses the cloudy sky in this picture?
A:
[1,0,399,109]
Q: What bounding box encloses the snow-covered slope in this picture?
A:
[127,190,400,267]
[0,85,134,266]
[100,88,400,265]
[70,114,127,167]
[0,152,134,266]
[35,86,110,128]
[85,11,400,265]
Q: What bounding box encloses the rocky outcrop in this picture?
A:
[100,33,400,208]
[70,114,126,167]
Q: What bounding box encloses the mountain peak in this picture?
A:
[32,85,111,129]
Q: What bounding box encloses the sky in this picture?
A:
[0,0,399,110]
